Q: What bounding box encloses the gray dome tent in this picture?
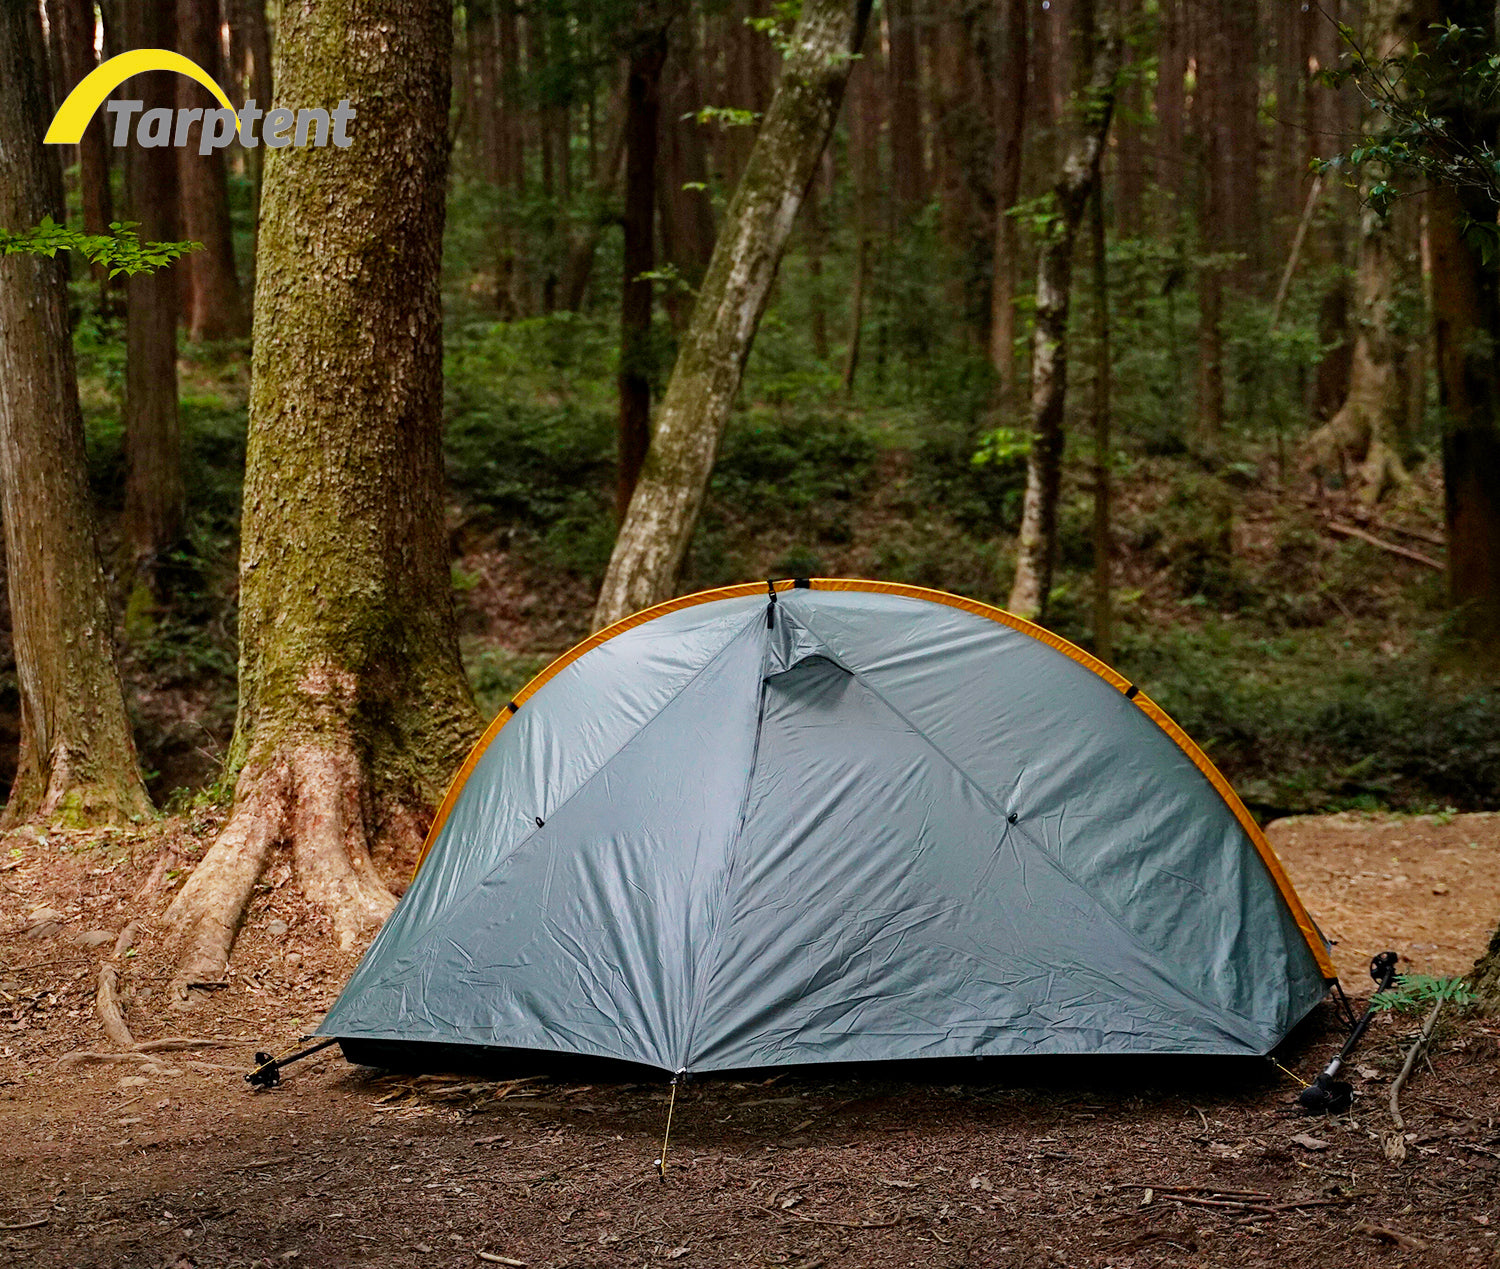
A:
[321,580,1336,1073]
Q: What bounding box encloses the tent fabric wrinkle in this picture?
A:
[321,580,1335,1073]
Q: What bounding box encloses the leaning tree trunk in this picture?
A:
[1008,0,1120,622]
[166,0,481,994]
[0,0,152,828]
[592,0,874,629]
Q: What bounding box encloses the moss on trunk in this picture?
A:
[168,0,481,990]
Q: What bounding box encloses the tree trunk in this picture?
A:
[1303,0,1419,502]
[0,0,152,828]
[178,0,250,343]
[1429,184,1500,654]
[841,36,879,394]
[122,0,184,580]
[54,0,113,304]
[1192,0,1225,439]
[989,0,1029,405]
[166,0,481,993]
[592,0,874,629]
[885,0,923,217]
[617,27,667,520]
[1090,181,1112,665]
[229,0,273,244]
[1153,0,1185,217]
[558,76,628,313]
[657,22,717,332]
[1112,0,1142,239]
[1307,0,1352,420]
[1008,0,1120,621]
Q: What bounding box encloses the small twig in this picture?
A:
[1327,521,1443,570]
[1390,998,1446,1134]
[1355,1223,1430,1252]
[0,1217,48,1230]
[770,1207,906,1229]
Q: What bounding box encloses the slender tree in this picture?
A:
[121,0,184,581]
[989,0,1029,405]
[1090,180,1112,664]
[592,0,875,629]
[167,0,481,992]
[0,0,152,827]
[177,0,250,343]
[1008,0,1121,620]
[617,22,669,519]
[53,0,113,297]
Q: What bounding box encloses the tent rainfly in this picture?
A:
[320,580,1337,1074]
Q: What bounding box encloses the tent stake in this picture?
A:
[655,1074,681,1181]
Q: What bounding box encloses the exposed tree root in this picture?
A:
[95,961,136,1049]
[164,742,415,999]
[165,768,286,997]
[1302,392,1409,507]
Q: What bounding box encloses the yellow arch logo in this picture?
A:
[44,49,238,145]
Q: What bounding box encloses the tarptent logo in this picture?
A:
[45,49,354,153]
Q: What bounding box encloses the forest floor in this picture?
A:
[1,813,1497,1269]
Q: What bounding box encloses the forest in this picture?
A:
[1,0,1500,1265]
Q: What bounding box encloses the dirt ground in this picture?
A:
[1,812,1497,1269]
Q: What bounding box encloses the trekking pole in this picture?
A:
[1297,950,1398,1114]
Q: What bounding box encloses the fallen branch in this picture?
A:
[0,1217,48,1230]
[1355,1223,1430,1252]
[1391,997,1446,1134]
[1327,522,1443,570]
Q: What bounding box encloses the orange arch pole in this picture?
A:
[412,578,1336,980]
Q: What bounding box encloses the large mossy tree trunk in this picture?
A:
[0,0,152,828]
[167,0,481,993]
[1007,0,1120,622]
[591,0,874,630]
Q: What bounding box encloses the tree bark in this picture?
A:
[0,0,152,828]
[122,0,184,580]
[1192,0,1224,439]
[1007,0,1120,621]
[177,0,250,343]
[1090,180,1112,664]
[1153,0,1185,217]
[617,26,668,520]
[1429,184,1500,654]
[885,0,923,217]
[657,21,717,332]
[592,0,874,629]
[166,0,481,992]
[841,35,879,393]
[228,0,273,242]
[990,0,1029,405]
[54,0,113,286]
[1303,0,1419,502]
